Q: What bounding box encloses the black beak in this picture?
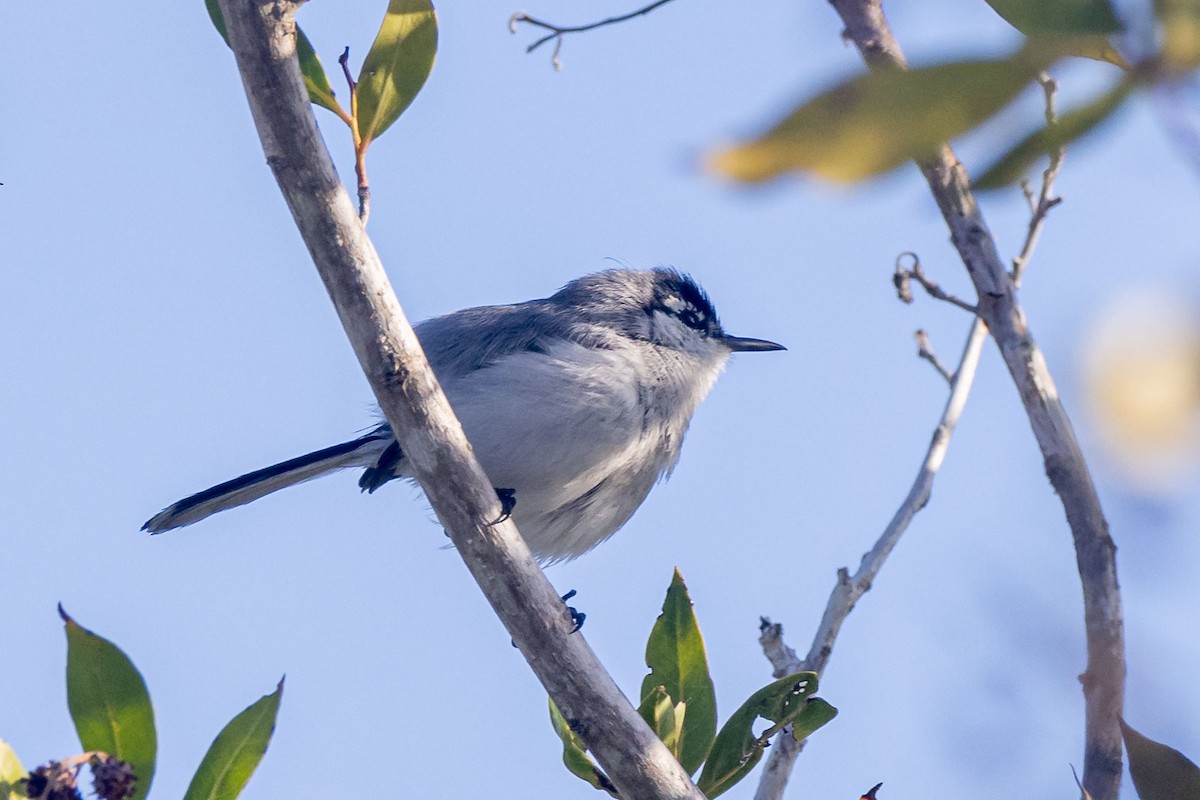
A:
[719,334,786,352]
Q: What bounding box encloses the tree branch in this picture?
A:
[826,3,1126,798]
[893,252,979,314]
[1011,74,1065,285]
[510,0,678,69]
[753,316,989,800]
[214,2,705,797]
[914,329,955,384]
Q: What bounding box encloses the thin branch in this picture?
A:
[827,4,1125,799]
[753,317,989,800]
[915,329,954,384]
[1011,73,1065,285]
[337,47,371,225]
[510,0,677,69]
[893,252,979,314]
[215,3,705,798]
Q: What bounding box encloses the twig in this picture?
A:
[510,0,677,69]
[828,4,1125,799]
[753,317,989,800]
[337,47,371,225]
[915,329,954,384]
[215,3,705,798]
[893,252,979,314]
[1011,73,1065,285]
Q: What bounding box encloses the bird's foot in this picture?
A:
[489,488,516,525]
[510,589,586,648]
[561,589,586,633]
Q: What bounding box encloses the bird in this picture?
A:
[143,268,784,562]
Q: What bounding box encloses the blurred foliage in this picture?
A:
[711,49,1056,182]
[711,0,1200,188]
[1082,290,1200,491]
[1,611,281,800]
[0,741,26,800]
[549,571,836,796]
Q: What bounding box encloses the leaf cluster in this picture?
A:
[205,0,438,220]
[1,609,281,800]
[549,570,838,798]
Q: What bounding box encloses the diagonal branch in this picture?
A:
[753,316,989,800]
[827,3,1126,799]
[215,2,705,798]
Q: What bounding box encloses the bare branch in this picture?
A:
[1011,73,1065,285]
[510,0,677,69]
[758,616,801,677]
[827,4,1125,798]
[754,318,989,800]
[915,329,954,384]
[215,3,705,798]
[894,252,979,314]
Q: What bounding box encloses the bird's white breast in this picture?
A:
[438,337,728,561]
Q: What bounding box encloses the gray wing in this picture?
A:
[414,300,580,380]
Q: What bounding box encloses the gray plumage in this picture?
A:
[143,268,783,562]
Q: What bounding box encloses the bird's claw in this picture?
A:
[490,488,516,525]
[510,589,586,648]
[561,589,586,633]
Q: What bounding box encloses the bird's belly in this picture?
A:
[439,342,680,561]
[480,434,670,562]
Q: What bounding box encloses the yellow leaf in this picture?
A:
[711,54,1051,184]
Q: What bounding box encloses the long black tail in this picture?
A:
[143,434,388,533]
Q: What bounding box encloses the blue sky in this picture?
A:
[3,2,1199,799]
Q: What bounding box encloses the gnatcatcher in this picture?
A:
[144,268,784,562]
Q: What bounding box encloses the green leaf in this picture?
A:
[712,53,1052,184]
[204,0,344,118]
[548,700,618,797]
[1121,719,1200,800]
[1031,35,1130,68]
[637,684,683,753]
[974,75,1135,188]
[983,0,1128,66]
[183,679,284,800]
[638,569,716,775]
[696,673,835,799]
[0,739,28,800]
[295,30,343,117]
[61,606,156,800]
[984,0,1122,35]
[204,0,229,44]
[789,697,839,742]
[356,0,439,145]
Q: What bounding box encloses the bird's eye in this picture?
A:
[657,294,710,333]
[677,307,705,330]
